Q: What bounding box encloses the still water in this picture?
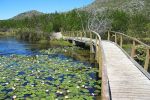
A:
[0,36,48,55]
[0,36,101,99]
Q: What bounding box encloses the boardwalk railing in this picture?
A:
[62,30,111,100]
[107,31,150,71]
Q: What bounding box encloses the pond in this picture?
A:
[0,36,101,100]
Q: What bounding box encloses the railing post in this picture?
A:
[98,44,102,78]
[73,32,74,37]
[90,31,94,53]
[84,32,86,37]
[76,32,78,39]
[107,31,110,41]
[115,33,117,43]
[120,35,123,48]
[144,48,150,71]
[95,36,98,61]
[80,31,82,40]
[131,40,136,58]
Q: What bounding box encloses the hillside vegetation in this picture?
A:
[0,0,149,42]
[12,10,44,20]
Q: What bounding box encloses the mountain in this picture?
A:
[12,10,44,20]
[83,0,150,14]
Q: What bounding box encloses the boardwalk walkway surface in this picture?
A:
[66,37,150,100]
[102,41,150,100]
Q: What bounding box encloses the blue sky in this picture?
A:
[0,0,94,20]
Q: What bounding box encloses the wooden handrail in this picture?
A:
[110,31,150,49]
[108,31,150,72]
[63,30,111,100]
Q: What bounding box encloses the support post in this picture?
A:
[144,48,149,71]
[72,40,76,45]
[98,44,102,78]
[107,31,110,41]
[90,31,93,53]
[95,36,98,61]
[80,32,82,40]
[115,33,117,43]
[73,32,74,37]
[120,35,123,48]
[131,40,136,58]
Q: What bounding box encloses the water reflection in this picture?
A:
[0,36,48,55]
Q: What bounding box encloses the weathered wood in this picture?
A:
[72,32,74,37]
[144,48,150,71]
[111,31,150,49]
[131,40,136,58]
[120,35,123,48]
[95,36,98,61]
[80,32,82,40]
[107,31,110,41]
[98,45,102,78]
[102,41,150,100]
[90,32,93,53]
[115,33,117,43]
[64,30,150,100]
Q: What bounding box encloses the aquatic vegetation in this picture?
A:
[0,48,101,99]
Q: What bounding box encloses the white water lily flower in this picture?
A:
[12,87,15,90]
[59,91,63,94]
[37,70,40,72]
[85,86,88,88]
[45,90,49,92]
[42,82,44,85]
[67,90,70,93]
[68,81,71,83]
[66,69,68,71]
[76,86,80,88]
[2,77,5,79]
[15,78,20,81]
[91,93,95,96]
[82,85,85,87]
[56,90,60,93]
[36,55,39,57]
[5,82,9,85]
[13,95,17,99]
[65,96,69,99]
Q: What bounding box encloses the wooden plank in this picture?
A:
[120,35,123,48]
[102,41,150,100]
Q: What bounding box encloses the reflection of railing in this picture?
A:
[62,30,111,100]
[107,31,150,71]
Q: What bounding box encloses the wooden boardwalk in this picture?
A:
[102,41,150,100]
[65,36,150,100]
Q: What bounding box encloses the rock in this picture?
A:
[50,32,62,40]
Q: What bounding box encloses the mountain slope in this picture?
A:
[83,0,150,14]
[12,10,44,20]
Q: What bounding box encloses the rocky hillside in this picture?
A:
[12,10,44,20]
[83,0,150,14]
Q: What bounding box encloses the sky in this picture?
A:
[0,0,94,20]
